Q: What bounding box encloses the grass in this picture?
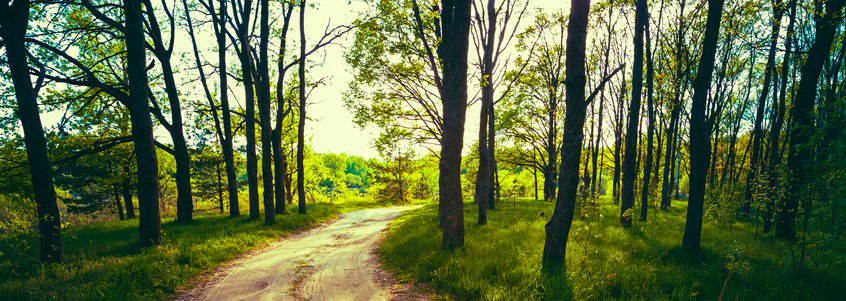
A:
[378,197,846,300]
[0,200,386,300]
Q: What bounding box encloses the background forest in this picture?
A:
[1,0,846,299]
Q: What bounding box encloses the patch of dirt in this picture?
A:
[174,206,426,301]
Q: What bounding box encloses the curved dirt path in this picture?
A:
[180,206,423,301]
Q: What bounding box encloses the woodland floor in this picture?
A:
[378,197,846,300]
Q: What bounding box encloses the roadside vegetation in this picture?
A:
[379,197,846,300]
[0,201,385,299]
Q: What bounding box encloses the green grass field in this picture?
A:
[378,197,845,300]
[0,200,386,300]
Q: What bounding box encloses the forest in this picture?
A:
[1,0,845,299]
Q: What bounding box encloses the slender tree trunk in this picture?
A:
[621,0,647,227]
[218,0,239,217]
[640,13,656,222]
[297,0,308,214]
[533,167,539,200]
[660,104,679,210]
[234,0,260,220]
[744,6,783,219]
[438,0,472,249]
[191,0,239,217]
[273,6,294,216]
[779,0,845,238]
[542,0,590,273]
[258,0,275,225]
[591,8,612,197]
[488,101,497,210]
[767,0,795,235]
[612,77,625,204]
[544,89,558,202]
[122,168,135,219]
[683,0,723,251]
[474,0,496,225]
[216,163,224,213]
[114,185,125,220]
[0,0,63,262]
[125,0,162,247]
[141,0,193,223]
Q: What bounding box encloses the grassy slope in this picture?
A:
[0,200,386,300]
[379,197,845,300]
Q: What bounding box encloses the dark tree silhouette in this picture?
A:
[683,0,724,252]
[0,0,64,262]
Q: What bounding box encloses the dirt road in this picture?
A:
[182,206,422,301]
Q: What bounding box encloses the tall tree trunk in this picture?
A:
[744,6,783,219]
[640,14,656,222]
[297,0,308,214]
[542,0,590,273]
[544,89,558,202]
[778,0,845,238]
[474,0,496,225]
[660,103,679,210]
[234,0,260,220]
[125,0,162,247]
[612,77,625,204]
[272,6,294,216]
[218,0,239,217]
[683,0,723,251]
[438,0,472,249]
[0,0,63,262]
[767,0,795,235]
[621,0,647,227]
[258,0,275,225]
[189,0,239,217]
[141,0,193,223]
[591,5,612,197]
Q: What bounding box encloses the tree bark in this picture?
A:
[744,6,783,219]
[474,0,496,225]
[778,0,845,238]
[621,0,647,227]
[125,0,162,247]
[438,0,472,249]
[542,0,590,273]
[273,5,294,215]
[0,0,64,262]
[258,0,275,225]
[640,13,656,222]
[142,0,193,223]
[297,0,308,215]
[218,0,239,217]
[233,0,260,220]
[612,76,625,204]
[683,0,723,252]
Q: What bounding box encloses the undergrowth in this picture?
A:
[0,201,384,300]
[378,197,845,300]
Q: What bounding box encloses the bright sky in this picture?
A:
[301,1,380,159]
